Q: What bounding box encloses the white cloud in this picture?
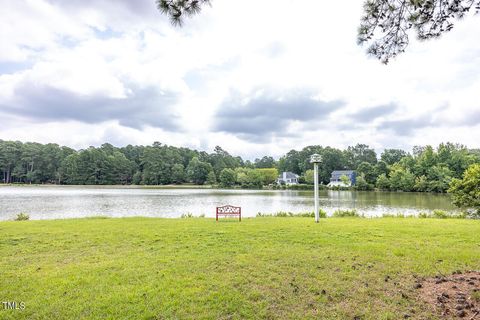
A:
[0,0,479,159]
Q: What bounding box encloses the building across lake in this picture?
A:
[328,170,356,187]
[277,172,300,185]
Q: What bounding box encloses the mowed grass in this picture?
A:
[1,217,479,319]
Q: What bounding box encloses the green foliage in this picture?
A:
[180,213,195,218]
[232,167,276,188]
[381,149,408,166]
[14,213,30,221]
[254,156,276,169]
[245,169,263,188]
[356,162,376,184]
[340,174,351,186]
[389,165,415,192]
[256,210,326,218]
[304,169,314,184]
[418,212,429,219]
[382,213,408,218]
[256,168,278,185]
[374,160,389,177]
[376,174,390,190]
[418,210,467,219]
[1,140,478,195]
[333,209,360,217]
[449,164,480,217]
[414,175,429,192]
[219,168,236,187]
[157,0,210,26]
[432,210,449,219]
[156,0,480,64]
[358,0,480,63]
[206,171,217,185]
[171,164,185,184]
[355,173,374,191]
[345,144,377,168]
[186,157,214,185]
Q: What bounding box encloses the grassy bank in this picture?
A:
[1,217,479,319]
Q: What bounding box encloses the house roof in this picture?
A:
[331,170,355,175]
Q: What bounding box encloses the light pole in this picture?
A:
[310,154,322,223]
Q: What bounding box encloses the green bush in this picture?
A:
[432,210,449,219]
[449,164,480,215]
[15,213,30,221]
[181,213,194,218]
[275,211,290,217]
[319,209,327,218]
[256,210,327,218]
[418,210,466,219]
[333,209,360,218]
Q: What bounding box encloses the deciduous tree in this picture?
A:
[448,164,480,217]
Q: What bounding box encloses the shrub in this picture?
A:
[296,212,314,217]
[432,210,449,219]
[181,213,194,218]
[15,213,30,221]
[275,211,290,217]
[376,174,391,190]
[449,164,480,216]
[418,210,466,219]
[355,174,374,191]
[319,209,327,218]
[256,210,327,218]
[418,212,429,218]
[333,209,360,217]
[219,168,237,187]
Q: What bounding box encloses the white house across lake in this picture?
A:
[277,172,299,185]
[328,170,356,187]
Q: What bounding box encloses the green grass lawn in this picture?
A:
[1,217,479,319]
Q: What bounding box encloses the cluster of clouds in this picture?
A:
[0,0,479,159]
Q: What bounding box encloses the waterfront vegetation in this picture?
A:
[1,140,479,194]
[255,209,475,219]
[1,217,479,319]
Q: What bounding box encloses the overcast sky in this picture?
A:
[1,0,479,159]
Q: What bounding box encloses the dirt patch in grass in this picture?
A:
[417,271,480,319]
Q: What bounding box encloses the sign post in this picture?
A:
[310,154,322,223]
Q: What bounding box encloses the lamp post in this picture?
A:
[310,154,322,223]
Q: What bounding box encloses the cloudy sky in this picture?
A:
[1,0,479,159]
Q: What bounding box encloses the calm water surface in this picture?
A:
[0,186,457,220]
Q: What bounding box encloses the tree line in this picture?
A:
[1,140,479,193]
[0,141,275,187]
[280,143,480,193]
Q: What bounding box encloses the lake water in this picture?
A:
[0,185,457,220]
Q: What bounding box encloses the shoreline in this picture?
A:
[2,210,472,223]
[0,183,452,195]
